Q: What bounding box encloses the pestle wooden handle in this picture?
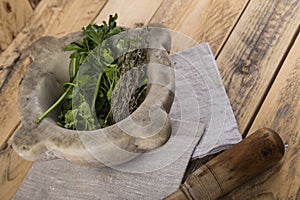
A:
[165,128,285,200]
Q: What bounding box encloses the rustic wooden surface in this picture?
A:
[27,0,42,9]
[217,0,300,136]
[223,30,300,200]
[0,0,299,199]
[150,0,249,55]
[0,0,33,53]
[94,0,164,27]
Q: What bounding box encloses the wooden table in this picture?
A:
[0,0,299,199]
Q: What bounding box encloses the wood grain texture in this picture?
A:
[216,0,300,135]
[0,0,104,83]
[0,56,33,200]
[0,145,32,200]
[150,0,249,54]
[46,0,108,37]
[94,0,164,27]
[0,0,33,53]
[223,32,300,200]
[0,55,32,148]
[0,124,32,200]
[27,0,42,9]
[0,0,108,198]
[0,0,108,89]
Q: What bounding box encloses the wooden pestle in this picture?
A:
[165,128,285,200]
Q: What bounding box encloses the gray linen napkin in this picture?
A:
[171,43,242,159]
[14,43,241,200]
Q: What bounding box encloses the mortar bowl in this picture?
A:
[12,25,175,167]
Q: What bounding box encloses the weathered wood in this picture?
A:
[0,0,108,198]
[150,0,249,54]
[0,124,32,200]
[46,0,108,37]
[0,0,33,53]
[165,128,285,200]
[0,55,32,148]
[94,0,164,27]
[0,146,32,200]
[27,0,42,9]
[184,153,221,179]
[216,0,300,135]
[223,32,300,200]
[0,56,33,200]
[0,0,108,89]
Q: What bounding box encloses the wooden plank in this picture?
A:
[0,0,108,198]
[223,32,300,200]
[0,0,107,89]
[0,0,104,91]
[216,0,300,135]
[45,0,107,37]
[0,52,35,200]
[0,146,32,200]
[0,0,33,53]
[93,0,164,27]
[27,0,42,9]
[0,56,32,148]
[0,124,32,200]
[150,0,249,54]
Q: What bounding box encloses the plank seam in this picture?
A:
[91,0,110,23]
[0,121,21,151]
[147,0,166,25]
[215,0,251,59]
[0,52,21,93]
[28,0,40,10]
[244,24,300,137]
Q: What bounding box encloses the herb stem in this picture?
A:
[36,85,73,124]
[73,57,77,79]
[104,108,113,124]
[89,50,104,114]
[91,70,102,113]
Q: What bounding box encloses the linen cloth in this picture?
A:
[173,43,242,159]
